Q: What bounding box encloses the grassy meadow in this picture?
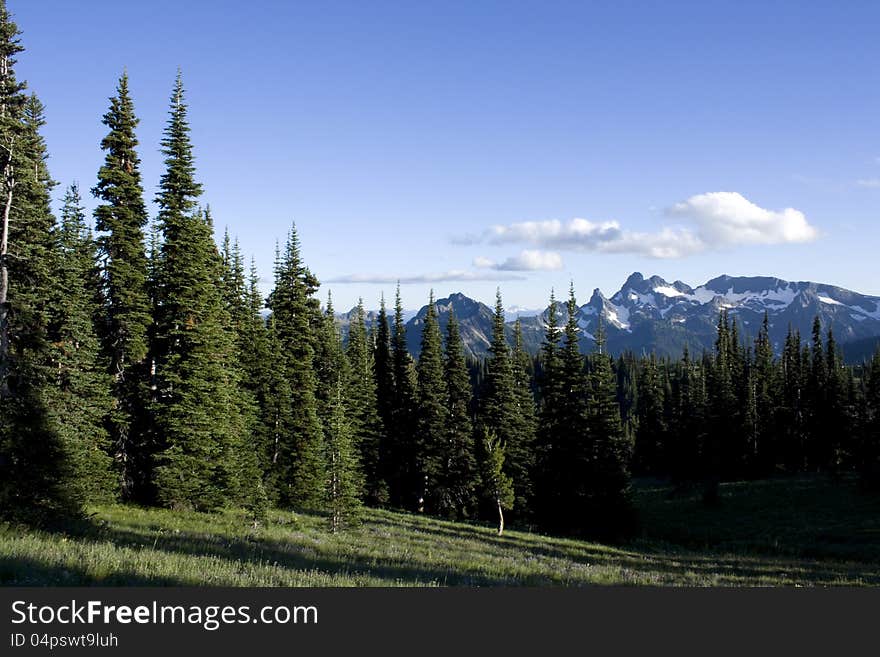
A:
[1,475,878,587]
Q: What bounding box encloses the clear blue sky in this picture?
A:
[11,0,880,311]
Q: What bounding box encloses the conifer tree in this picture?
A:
[151,74,241,510]
[806,316,828,471]
[45,184,115,503]
[480,430,514,536]
[0,0,27,395]
[510,317,537,482]
[634,354,665,475]
[373,295,395,476]
[219,236,268,521]
[861,348,880,489]
[442,309,478,518]
[0,29,76,521]
[781,326,807,471]
[480,289,529,511]
[389,284,417,507]
[545,284,594,531]
[535,289,563,524]
[584,320,635,538]
[346,299,387,505]
[704,311,735,503]
[324,384,364,532]
[753,312,776,474]
[414,291,449,513]
[315,292,350,429]
[267,227,326,509]
[262,313,294,500]
[91,72,152,500]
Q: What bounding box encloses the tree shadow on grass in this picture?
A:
[0,556,186,586]
[68,521,528,587]
[362,515,880,585]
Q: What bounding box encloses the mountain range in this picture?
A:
[337,273,880,362]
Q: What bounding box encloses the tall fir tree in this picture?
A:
[46,184,115,504]
[442,309,478,518]
[324,384,364,532]
[752,312,777,474]
[346,299,387,505]
[535,289,562,524]
[480,429,514,536]
[388,284,417,508]
[219,235,268,521]
[861,348,880,489]
[479,289,529,513]
[0,12,76,522]
[91,72,152,500]
[634,354,665,475]
[151,74,241,510]
[373,294,395,492]
[551,285,597,533]
[266,227,326,509]
[414,291,449,513]
[584,320,635,538]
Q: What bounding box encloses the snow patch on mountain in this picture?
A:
[604,302,631,331]
[653,285,686,298]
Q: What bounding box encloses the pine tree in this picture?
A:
[442,309,478,518]
[861,348,880,489]
[510,318,537,487]
[535,289,563,524]
[267,227,326,509]
[546,284,595,531]
[45,184,115,503]
[480,429,514,536]
[314,291,350,429]
[262,313,293,500]
[0,16,76,522]
[781,326,807,471]
[345,298,387,505]
[584,320,635,538]
[91,72,151,500]
[479,289,530,511]
[324,384,363,531]
[752,312,776,474]
[373,294,395,488]
[219,236,268,522]
[151,74,241,510]
[704,311,735,503]
[388,284,417,508]
[806,316,828,471]
[0,0,27,395]
[414,291,449,513]
[634,354,665,475]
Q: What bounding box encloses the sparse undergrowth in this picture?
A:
[1,476,878,587]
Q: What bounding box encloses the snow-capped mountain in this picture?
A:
[517,272,880,359]
[337,273,880,362]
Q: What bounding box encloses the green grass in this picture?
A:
[1,475,878,586]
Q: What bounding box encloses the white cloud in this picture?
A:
[856,178,880,188]
[474,249,564,271]
[486,218,622,249]
[455,192,818,259]
[667,191,818,245]
[324,269,525,284]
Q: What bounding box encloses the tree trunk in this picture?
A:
[496,499,504,536]
[0,181,13,397]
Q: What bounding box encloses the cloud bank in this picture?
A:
[474,249,564,271]
[456,192,819,259]
[324,269,525,284]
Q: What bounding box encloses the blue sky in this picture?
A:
[12,0,880,311]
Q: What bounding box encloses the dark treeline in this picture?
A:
[1,4,879,539]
